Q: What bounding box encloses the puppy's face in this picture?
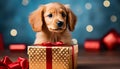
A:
[44,3,67,32]
[29,2,77,33]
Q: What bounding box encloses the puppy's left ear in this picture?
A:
[64,5,77,31]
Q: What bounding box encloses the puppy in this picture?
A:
[29,2,77,45]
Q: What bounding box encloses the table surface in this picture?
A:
[0,48,120,69]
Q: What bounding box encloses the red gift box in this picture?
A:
[102,29,119,50]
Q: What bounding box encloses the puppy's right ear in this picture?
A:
[64,4,77,32]
[29,5,45,32]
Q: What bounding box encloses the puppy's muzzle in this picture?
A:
[57,21,63,27]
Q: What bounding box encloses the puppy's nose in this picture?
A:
[57,21,63,27]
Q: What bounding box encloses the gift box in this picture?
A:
[27,45,78,69]
[102,29,119,50]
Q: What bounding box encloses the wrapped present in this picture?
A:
[27,44,78,69]
[102,29,119,50]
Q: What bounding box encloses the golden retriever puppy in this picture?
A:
[29,2,77,45]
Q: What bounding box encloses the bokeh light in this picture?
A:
[85,3,92,10]
[86,25,93,32]
[110,15,117,23]
[103,0,110,7]
[10,29,17,37]
[22,0,29,6]
[72,39,78,44]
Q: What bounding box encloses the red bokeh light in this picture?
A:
[9,44,26,51]
[84,40,100,51]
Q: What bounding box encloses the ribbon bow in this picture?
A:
[35,41,64,46]
[0,56,29,69]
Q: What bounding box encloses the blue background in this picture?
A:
[0,0,120,47]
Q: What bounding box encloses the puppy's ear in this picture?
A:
[65,5,77,31]
[29,5,45,32]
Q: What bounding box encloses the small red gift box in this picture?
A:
[103,29,119,50]
[27,43,78,69]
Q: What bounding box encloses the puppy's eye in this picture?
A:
[62,12,66,17]
[48,14,52,18]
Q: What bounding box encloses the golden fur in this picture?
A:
[29,2,77,45]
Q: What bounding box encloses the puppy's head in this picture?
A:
[29,2,77,33]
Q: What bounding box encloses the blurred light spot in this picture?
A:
[22,0,29,6]
[86,25,93,32]
[110,15,117,22]
[10,29,17,36]
[84,40,100,51]
[72,39,78,44]
[85,3,92,10]
[9,44,26,51]
[103,0,110,7]
[76,8,83,15]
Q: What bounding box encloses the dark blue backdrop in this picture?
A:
[0,0,120,47]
